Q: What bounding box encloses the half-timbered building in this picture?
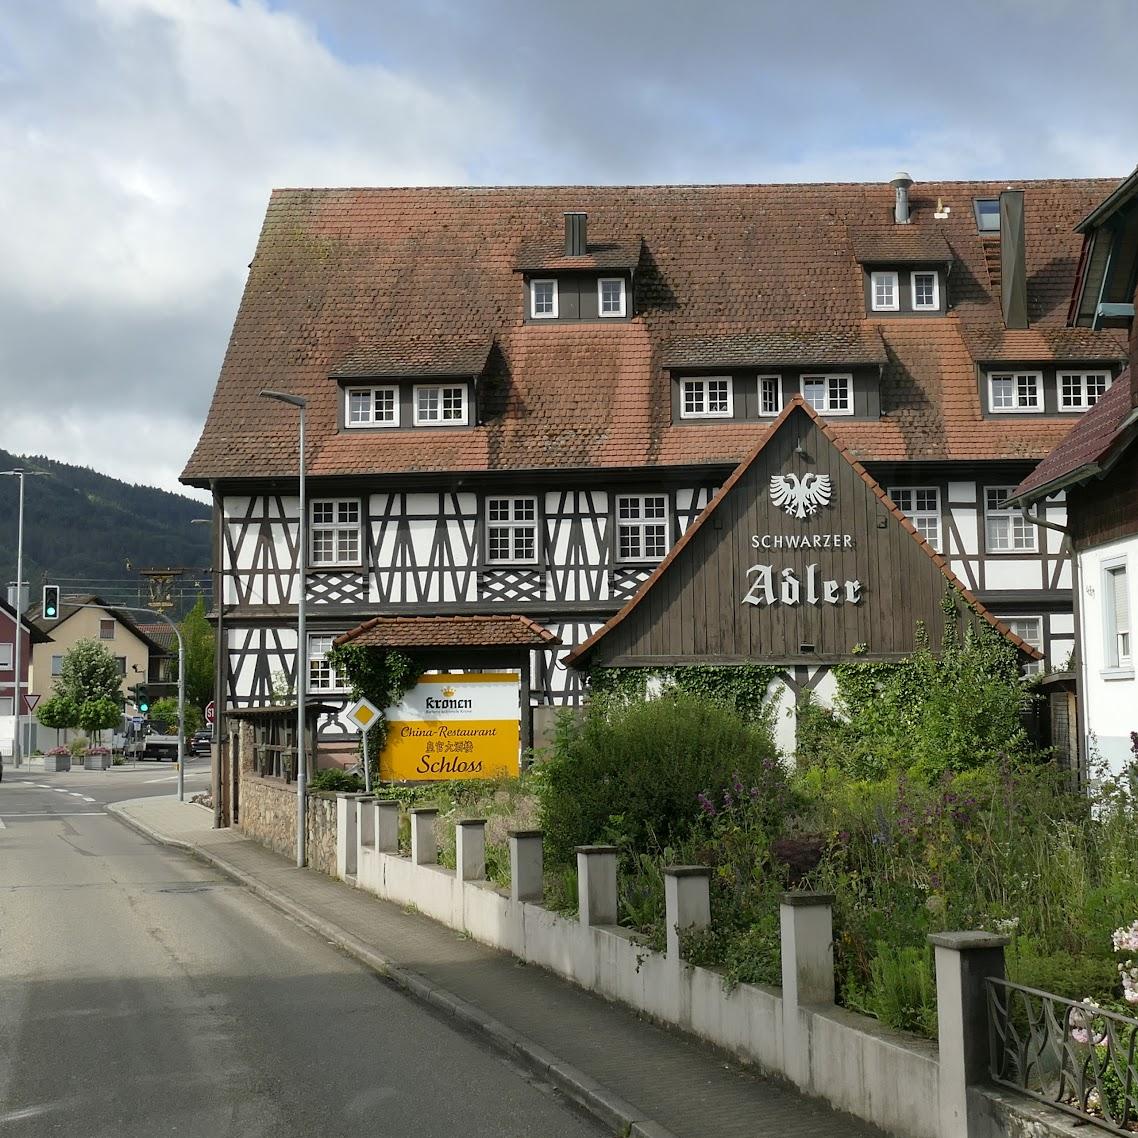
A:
[182,174,1128,751]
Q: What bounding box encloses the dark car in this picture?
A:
[190,731,213,756]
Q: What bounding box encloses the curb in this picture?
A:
[106,803,679,1138]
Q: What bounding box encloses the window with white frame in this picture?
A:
[680,376,732,419]
[530,279,558,318]
[1104,561,1131,671]
[0,642,11,669]
[486,496,538,564]
[910,271,940,311]
[413,384,468,426]
[51,654,63,676]
[984,487,1037,552]
[346,385,399,428]
[1059,371,1111,412]
[598,277,626,317]
[871,271,899,311]
[988,372,1043,413]
[308,634,345,693]
[616,494,669,563]
[801,374,853,415]
[999,616,1044,675]
[758,375,782,417]
[889,487,942,551]
[310,499,361,566]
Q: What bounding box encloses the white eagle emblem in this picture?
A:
[769,473,832,519]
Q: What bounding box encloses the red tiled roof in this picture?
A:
[330,336,492,378]
[662,328,888,368]
[1012,368,1136,501]
[959,325,1126,363]
[567,398,1043,669]
[334,614,560,650]
[514,237,642,273]
[849,227,954,264]
[182,179,1122,484]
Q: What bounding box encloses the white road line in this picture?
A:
[82,796,97,803]
[0,812,109,817]
[0,818,6,829]
[53,788,70,794]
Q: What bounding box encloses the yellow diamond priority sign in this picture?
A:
[346,696,381,732]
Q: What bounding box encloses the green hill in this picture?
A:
[0,450,211,613]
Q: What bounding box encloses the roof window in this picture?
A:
[974,199,1000,233]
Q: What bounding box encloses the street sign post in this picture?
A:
[345,697,381,793]
[23,693,40,714]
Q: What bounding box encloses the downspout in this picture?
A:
[211,479,225,829]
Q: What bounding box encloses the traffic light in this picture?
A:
[130,684,150,714]
[42,584,60,621]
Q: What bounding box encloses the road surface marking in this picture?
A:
[0,812,109,817]
[81,796,97,802]
[0,818,6,828]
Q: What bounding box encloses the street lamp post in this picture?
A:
[1,468,47,767]
[259,389,308,869]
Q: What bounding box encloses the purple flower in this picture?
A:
[697,792,717,818]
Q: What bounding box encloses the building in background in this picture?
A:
[182,175,1127,752]
[0,596,50,756]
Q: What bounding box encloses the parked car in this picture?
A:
[190,730,213,757]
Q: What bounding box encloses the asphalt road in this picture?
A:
[0,774,602,1137]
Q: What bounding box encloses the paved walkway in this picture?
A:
[109,796,885,1138]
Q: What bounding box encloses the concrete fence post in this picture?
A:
[374,799,400,853]
[357,794,376,850]
[929,931,1009,1138]
[575,845,619,927]
[455,818,487,882]
[508,830,544,903]
[410,807,439,865]
[663,867,711,962]
[779,892,835,1087]
[335,793,360,878]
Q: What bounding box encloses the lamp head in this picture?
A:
[258,389,307,409]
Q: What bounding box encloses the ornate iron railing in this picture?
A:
[987,977,1138,1134]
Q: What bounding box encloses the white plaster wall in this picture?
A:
[1078,536,1138,776]
[768,676,797,758]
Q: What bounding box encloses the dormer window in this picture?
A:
[531,279,558,319]
[346,385,399,428]
[758,375,782,417]
[871,271,899,312]
[1059,371,1110,412]
[802,374,853,415]
[598,277,626,318]
[911,271,940,310]
[414,384,468,426]
[680,376,732,419]
[988,371,1042,413]
[974,199,1000,232]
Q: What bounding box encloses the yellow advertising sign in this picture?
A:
[380,673,520,782]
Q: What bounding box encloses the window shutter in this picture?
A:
[1111,567,1130,634]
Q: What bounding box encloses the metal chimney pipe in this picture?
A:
[564,212,587,256]
[890,172,914,225]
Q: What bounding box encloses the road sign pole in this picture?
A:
[362,726,371,794]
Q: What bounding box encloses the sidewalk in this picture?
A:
[108,796,885,1138]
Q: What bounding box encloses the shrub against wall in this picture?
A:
[536,691,779,864]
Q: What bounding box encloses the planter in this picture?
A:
[84,753,111,770]
[40,754,71,772]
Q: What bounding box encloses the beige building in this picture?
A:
[29,595,165,714]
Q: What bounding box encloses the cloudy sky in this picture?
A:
[1,0,1135,500]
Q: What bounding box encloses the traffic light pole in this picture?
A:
[59,599,186,801]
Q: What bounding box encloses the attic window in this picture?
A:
[598,278,626,317]
[531,279,558,319]
[870,271,899,311]
[911,271,940,310]
[413,384,468,426]
[974,199,1000,232]
[680,377,732,419]
[1058,371,1110,412]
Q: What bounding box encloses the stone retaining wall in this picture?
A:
[238,776,337,877]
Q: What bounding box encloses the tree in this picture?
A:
[77,696,122,748]
[178,597,214,712]
[37,693,79,742]
[57,638,122,707]
[149,696,203,737]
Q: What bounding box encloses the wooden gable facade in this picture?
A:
[568,400,1037,671]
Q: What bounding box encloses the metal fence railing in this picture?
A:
[987,976,1138,1134]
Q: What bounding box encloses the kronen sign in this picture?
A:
[380,673,520,782]
[742,473,862,608]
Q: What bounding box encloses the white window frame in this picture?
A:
[309,499,362,567]
[307,633,347,694]
[615,494,670,564]
[530,278,558,319]
[1058,371,1111,413]
[996,615,1044,675]
[758,375,782,417]
[888,486,942,552]
[412,383,468,427]
[987,371,1043,414]
[1102,558,1133,676]
[0,642,12,669]
[597,277,626,318]
[910,271,940,311]
[485,496,540,565]
[345,385,400,428]
[984,486,1037,553]
[679,376,733,420]
[870,271,899,312]
[800,373,854,416]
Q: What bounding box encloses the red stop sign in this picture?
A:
[205,700,216,727]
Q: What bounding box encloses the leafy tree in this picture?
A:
[178,597,214,711]
[149,696,203,737]
[57,638,122,708]
[77,696,122,747]
[37,693,79,741]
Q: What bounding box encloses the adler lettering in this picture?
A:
[742,563,862,607]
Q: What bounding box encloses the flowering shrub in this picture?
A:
[1113,919,1138,1005]
[45,746,70,756]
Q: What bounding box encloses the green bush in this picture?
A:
[844,943,938,1037]
[1007,950,1120,1004]
[308,767,364,793]
[536,693,779,864]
